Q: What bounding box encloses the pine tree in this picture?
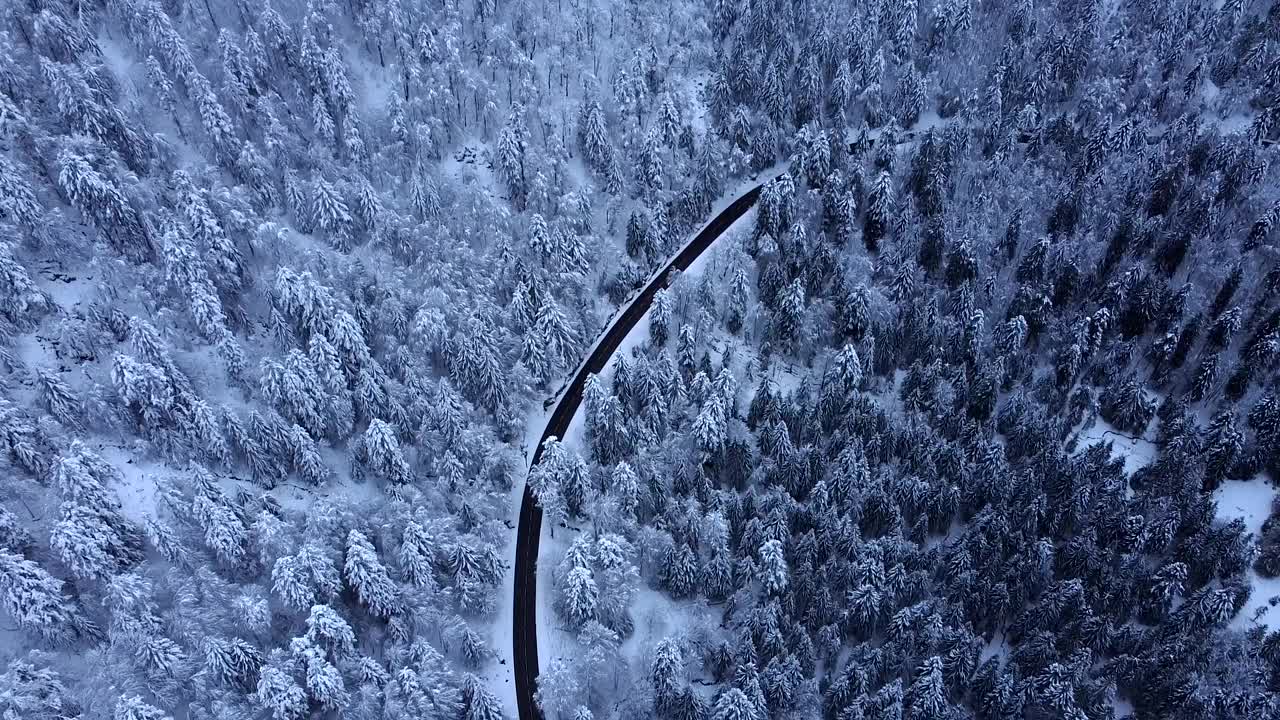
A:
[463,673,506,720]
[637,128,665,199]
[660,543,698,598]
[652,638,685,718]
[710,687,753,720]
[535,300,580,373]
[399,521,437,588]
[50,503,141,581]
[773,279,806,356]
[49,445,143,579]
[896,63,927,128]
[0,658,79,719]
[651,289,674,347]
[678,324,699,375]
[344,530,399,617]
[0,243,51,330]
[55,146,151,261]
[410,165,442,221]
[612,462,641,519]
[536,658,583,719]
[35,369,81,431]
[292,636,349,709]
[254,659,308,720]
[191,469,248,565]
[114,696,172,720]
[560,449,588,519]
[287,423,330,485]
[496,104,530,210]
[361,419,412,485]
[172,171,242,292]
[694,394,728,454]
[303,604,356,655]
[0,157,42,229]
[579,100,614,176]
[865,171,894,253]
[311,176,355,251]
[905,656,948,720]
[702,550,735,602]
[627,210,651,262]
[1203,411,1243,490]
[561,565,599,629]
[0,551,94,645]
[759,539,788,595]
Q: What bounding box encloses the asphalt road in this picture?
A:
[513,176,774,720]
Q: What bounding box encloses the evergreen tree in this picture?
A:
[497,104,530,209]
[759,539,788,595]
[579,100,615,177]
[0,551,94,645]
[865,171,894,252]
[114,695,172,720]
[463,673,506,720]
[660,543,698,598]
[344,530,400,618]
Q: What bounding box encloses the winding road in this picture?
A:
[513,176,775,720]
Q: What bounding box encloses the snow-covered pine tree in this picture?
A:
[496,103,530,210]
[0,551,95,645]
[344,530,400,617]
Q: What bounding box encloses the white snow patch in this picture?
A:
[441,143,500,196]
[1236,574,1280,632]
[1215,478,1277,539]
[96,34,138,89]
[1073,418,1157,477]
[96,443,165,525]
[343,42,397,116]
[679,72,712,138]
[1214,476,1280,631]
[912,110,946,133]
[979,630,1009,666]
[621,587,720,678]
[1216,114,1255,135]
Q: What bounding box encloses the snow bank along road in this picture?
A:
[513,177,774,720]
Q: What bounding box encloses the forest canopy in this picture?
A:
[0,0,1279,719]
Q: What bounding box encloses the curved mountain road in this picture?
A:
[514,176,774,720]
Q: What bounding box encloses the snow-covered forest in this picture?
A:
[1,0,1280,718]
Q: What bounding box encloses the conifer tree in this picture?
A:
[344,530,399,618]
[0,551,94,645]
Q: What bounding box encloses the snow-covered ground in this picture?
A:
[1073,416,1159,477]
[1214,477,1280,631]
[1217,479,1277,539]
[978,629,1009,667]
